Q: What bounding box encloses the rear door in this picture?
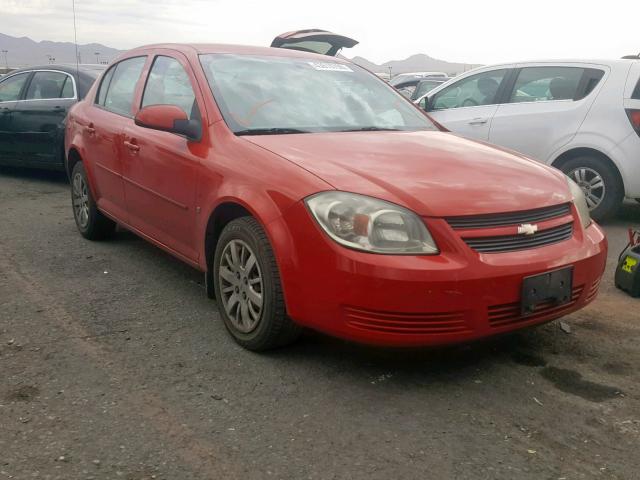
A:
[428,68,511,141]
[271,30,358,56]
[88,56,148,222]
[11,70,77,167]
[0,71,31,162]
[121,53,203,261]
[489,64,606,161]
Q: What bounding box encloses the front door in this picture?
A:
[0,71,31,162]
[11,70,76,168]
[428,68,510,141]
[121,54,203,261]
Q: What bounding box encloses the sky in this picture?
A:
[0,0,638,65]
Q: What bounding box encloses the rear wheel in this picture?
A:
[560,156,624,221]
[71,162,116,240]
[213,217,301,351]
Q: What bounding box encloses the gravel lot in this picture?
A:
[1,166,639,480]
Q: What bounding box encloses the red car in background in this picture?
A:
[65,43,607,351]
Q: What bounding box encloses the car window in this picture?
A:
[101,56,146,116]
[25,71,74,100]
[397,85,416,98]
[97,66,116,106]
[142,56,198,119]
[0,72,30,102]
[200,54,437,133]
[432,70,507,110]
[413,80,443,99]
[61,76,74,98]
[509,67,583,103]
[632,77,640,100]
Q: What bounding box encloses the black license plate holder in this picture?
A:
[521,267,573,315]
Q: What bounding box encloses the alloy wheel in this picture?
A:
[72,172,90,228]
[568,167,606,210]
[218,239,264,333]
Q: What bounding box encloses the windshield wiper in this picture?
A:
[235,127,310,136]
[337,126,402,132]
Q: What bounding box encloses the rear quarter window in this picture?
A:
[632,77,640,100]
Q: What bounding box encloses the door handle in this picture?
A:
[123,140,140,153]
[0,107,10,114]
[468,118,488,125]
[53,106,66,112]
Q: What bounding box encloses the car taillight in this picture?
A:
[626,109,640,136]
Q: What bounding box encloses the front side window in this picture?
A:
[99,56,146,116]
[432,70,507,110]
[510,67,583,103]
[0,72,30,102]
[199,54,437,134]
[142,56,198,119]
[25,71,74,100]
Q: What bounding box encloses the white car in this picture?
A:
[416,59,640,220]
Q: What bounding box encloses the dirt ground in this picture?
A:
[0,166,638,480]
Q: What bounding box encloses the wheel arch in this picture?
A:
[551,147,626,195]
[66,147,83,179]
[204,201,256,273]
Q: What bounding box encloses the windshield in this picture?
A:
[199,54,437,134]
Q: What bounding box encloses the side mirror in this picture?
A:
[418,96,432,112]
[135,105,201,141]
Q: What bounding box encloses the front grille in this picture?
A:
[344,306,470,335]
[463,223,573,253]
[488,285,584,328]
[447,203,571,230]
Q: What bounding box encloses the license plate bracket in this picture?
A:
[521,267,573,316]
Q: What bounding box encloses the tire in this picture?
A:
[560,155,624,222]
[71,162,116,240]
[213,216,301,351]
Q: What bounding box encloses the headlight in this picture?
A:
[305,191,438,254]
[566,176,592,229]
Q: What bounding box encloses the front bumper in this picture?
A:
[271,202,607,347]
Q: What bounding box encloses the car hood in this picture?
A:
[243,131,571,217]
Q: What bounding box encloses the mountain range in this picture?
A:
[0,32,121,67]
[0,32,480,75]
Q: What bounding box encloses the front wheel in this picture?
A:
[71,162,116,240]
[213,217,301,351]
[561,156,624,222]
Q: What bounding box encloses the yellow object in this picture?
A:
[622,256,638,273]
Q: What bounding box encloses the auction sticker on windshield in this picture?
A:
[307,61,353,72]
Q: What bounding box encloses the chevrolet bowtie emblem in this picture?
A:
[517,224,538,235]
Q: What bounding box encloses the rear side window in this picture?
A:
[97,67,116,105]
[510,67,583,103]
[632,78,640,100]
[25,71,75,100]
[97,56,146,116]
[0,72,30,102]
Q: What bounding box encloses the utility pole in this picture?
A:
[1,50,8,71]
[94,51,100,64]
[388,66,392,80]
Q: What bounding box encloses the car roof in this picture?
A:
[121,43,354,62]
[472,58,639,71]
[8,64,106,76]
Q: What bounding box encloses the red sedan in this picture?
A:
[65,44,607,350]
